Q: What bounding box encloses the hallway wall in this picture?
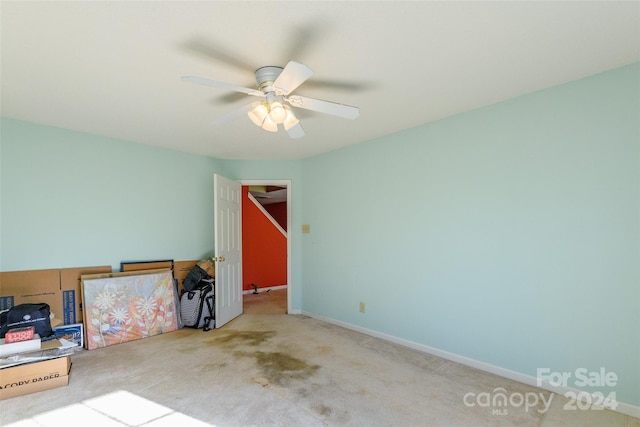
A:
[241,186,287,291]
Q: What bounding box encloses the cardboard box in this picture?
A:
[52,324,83,349]
[0,266,111,326]
[197,259,215,278]
[121,260,201,294]
[0,269,61,325]
[174,260,199,293]
[0,355,71,400]
[59,266,112,324]
[120,260,173,272]
[80,268,171,283]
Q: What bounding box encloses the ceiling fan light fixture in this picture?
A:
[183,60,359,139]
[283,105,299,131]
[248,103,268,126]
[261,115,278,132]
[269,101,287,124]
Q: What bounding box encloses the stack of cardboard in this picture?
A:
[0,334,74,400]
[0,260,199,399]
[0,354,72,400]
[0,266,109,400]
[0,266,112,326]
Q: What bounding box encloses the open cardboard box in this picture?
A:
[0,266,112,326]
[0,355,71,400]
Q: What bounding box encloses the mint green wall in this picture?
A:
[222,159,303,311]
[0,118,224,271]
[301,63,639,406]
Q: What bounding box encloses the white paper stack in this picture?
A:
[0,334,42,357]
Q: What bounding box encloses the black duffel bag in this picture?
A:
[0,303,54,339]
[182,265,213,293]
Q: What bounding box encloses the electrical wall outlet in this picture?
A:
[359,302,366,313]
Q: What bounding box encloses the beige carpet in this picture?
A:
[1,289,637,427]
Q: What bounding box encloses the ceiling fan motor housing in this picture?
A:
[255,66,283,91]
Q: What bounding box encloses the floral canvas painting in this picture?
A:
[82,270,179,350]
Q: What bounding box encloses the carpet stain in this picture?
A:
[298,381,323,397]
[314,403,332,416]
[250,351,320,386]
[315,345,333,355]
[206,330,276,347]
[202,361,228,371]
[251,377,270,387]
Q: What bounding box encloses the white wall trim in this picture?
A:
[247,192,287,237]
[300,311,640,419]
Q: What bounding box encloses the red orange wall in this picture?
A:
[265,202,287,231]
[241,187,287,290]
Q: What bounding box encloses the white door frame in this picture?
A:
[240,179,292,314]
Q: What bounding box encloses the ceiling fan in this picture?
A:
[182,61,359,139]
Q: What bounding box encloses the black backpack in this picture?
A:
[182,265,213,292]
[0,303,54,339]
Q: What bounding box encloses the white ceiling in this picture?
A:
[2,1,639,160]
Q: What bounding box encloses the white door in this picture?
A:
[214,174,243,327]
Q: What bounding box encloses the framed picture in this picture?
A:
[81,270,179,350]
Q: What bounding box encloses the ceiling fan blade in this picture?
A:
[182,76,264,97]
[180,37,256,73]
[286,95,359,120]
[272,61,313,96]
[285,122,305,139]
[212,101,262,126]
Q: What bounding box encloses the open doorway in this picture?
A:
[239,179,291,314]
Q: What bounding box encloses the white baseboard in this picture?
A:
[300,311,640,419]
[243,284,287,295]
